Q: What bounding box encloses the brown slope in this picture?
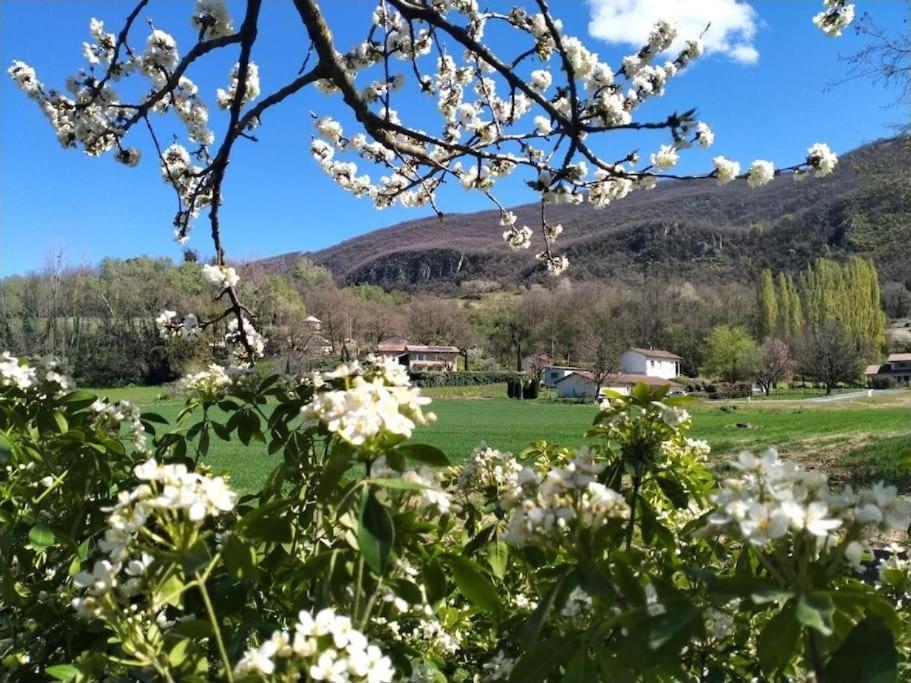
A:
[255,136,908,290]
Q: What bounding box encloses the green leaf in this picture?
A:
[758,600,800,674]
[563,645,597,683]
[238,499,293,543]
[0,433,11,458]
[825,618,897,683]
[508,634,575,683]
[28,524,56,549]
[521,573,575,647]
[45,665,79,681]
[140,411,169,424]
[486,541,508,579]
[422,559,448,605]
[655,475,689,509]
[53,411,69,434]
[222,534,258,581]
[648,598,699,651]
[317,444,354,502]
[797,593,835,636]
[358,492,394,575]
[364,477,429,491]
[448,554,502,618]
[391,443,450,467]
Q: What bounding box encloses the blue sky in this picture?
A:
[1,0,905,276]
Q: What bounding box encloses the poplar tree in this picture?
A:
[758,269,778,339]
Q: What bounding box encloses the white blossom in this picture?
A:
[806,142,838,176]
[712,156,741,184]
[746,159,775,188]
[650,145,679,170]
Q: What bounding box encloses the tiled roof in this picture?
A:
[555,371,681,388]
[888,353,911,362]
[405,344,460,353]
[628,347,682,360]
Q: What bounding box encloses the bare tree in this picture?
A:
[576,299,628,394]
[795,322,863,394]
[753,337,795,396]
[838,4,911,118]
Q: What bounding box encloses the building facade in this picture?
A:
[864,353,911,387]
[619,348,682,380]
[376,337,460,372]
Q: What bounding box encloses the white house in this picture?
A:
[305,315,323,332]
[619,347,683,381]
[376,337,460,371]
[554,371,682,400]
[541,365,583,388]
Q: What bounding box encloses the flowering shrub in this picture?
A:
[2,352,908,681]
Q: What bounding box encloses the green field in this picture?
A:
[91,386,911,493]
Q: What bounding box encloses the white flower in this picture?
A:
[806,142,838,176]
[191,0,234,39]
[746,160,775,188]
[813,2,855,37]
[534,115,552,136]
[538,253,569,276]
[694,122,714,148]
[650,144,678,170]
[503,225,533,250]
[712,156,740,184]
[300,359,433,446]
[216,62,260,109]
[530,69,552,91]
[201,263,239,290]
[0,352,37,390]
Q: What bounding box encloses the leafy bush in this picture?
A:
[705,381,753,399]
[1,352,910,681]
[870,375,896,390]
[410,371,523,388]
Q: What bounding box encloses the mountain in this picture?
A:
[256,136,910,292]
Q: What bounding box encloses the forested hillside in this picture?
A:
[257,136,910,292]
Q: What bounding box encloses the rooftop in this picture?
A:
[628,347,682,360]
[556,371,682,388]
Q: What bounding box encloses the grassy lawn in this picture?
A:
[89,386,911,493]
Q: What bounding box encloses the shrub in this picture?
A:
[410,370,523,388]
[1,353,910,680]
[871,375,896,389]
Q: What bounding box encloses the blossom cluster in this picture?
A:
[234,608,394,682]
[300,358,434,447]
[201,263,240,290]
[180,362,256,402]
[155,310,201,340]
[452,443,524,501]
[503,446,630,546]
[0,351,73,398]
[370,455,451,514]
[708,449,911,556]
[90,398,148,452]
[813,0,856,37]
[72,459,236,617]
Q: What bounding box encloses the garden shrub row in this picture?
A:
[409,370,524,387]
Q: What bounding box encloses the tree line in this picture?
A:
[0,252,895,391]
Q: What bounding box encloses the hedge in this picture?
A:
[410,370,525,387]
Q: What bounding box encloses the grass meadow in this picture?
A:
[92,384,911,494]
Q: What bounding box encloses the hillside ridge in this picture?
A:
[254,136,909,291]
